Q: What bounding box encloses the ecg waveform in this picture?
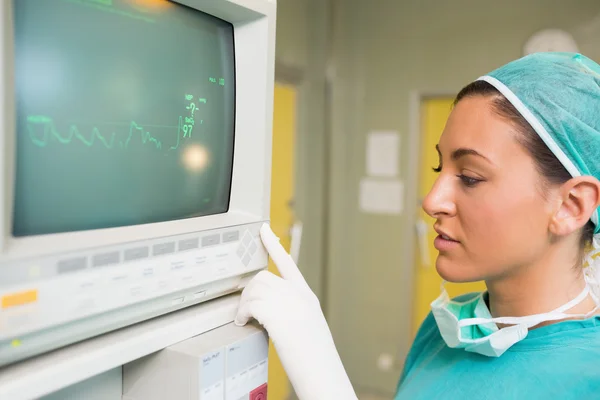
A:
[26,115,193,152]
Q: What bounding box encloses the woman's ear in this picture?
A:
[550,177,600,237]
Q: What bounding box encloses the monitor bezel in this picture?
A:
[0,0,275,262]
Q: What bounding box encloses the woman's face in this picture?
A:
[422,96,556,283]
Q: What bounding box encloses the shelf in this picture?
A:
[0,293,241,400]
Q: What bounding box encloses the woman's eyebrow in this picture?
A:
[436,144,494,165]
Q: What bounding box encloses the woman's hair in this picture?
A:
[454,80,595,251]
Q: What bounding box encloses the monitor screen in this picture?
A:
[12,0,236,237]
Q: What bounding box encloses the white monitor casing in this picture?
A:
[0,0,276,366]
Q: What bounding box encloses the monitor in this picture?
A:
[0,0,275,366]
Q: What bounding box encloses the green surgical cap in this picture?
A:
[477,52,600,233]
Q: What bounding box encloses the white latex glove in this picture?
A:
[235,224,357,400]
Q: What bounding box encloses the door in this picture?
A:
[412,97,486,334]
[267,82,298,400]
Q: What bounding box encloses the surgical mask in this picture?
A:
[431,247,600,358]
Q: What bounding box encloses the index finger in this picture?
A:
[259,223,307,284]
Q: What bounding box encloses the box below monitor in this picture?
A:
[123,322,268,400]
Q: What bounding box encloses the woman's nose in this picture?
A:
[422,176,456,218]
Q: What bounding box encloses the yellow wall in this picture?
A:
[267,83,297,400]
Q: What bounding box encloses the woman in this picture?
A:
[235,52,600,399]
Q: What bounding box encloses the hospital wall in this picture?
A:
[274,0,600,397]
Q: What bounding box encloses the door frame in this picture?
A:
[274,59,332,307]
[400,90,458,352]
[273,61,303,243]
[273,60,304,254]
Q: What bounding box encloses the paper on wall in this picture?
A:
[366,131,399,177]
[359,178,403,215]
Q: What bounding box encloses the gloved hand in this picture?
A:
[235,224,358,400]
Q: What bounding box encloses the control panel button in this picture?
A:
[178,238,199,251]
[242,231,252,247]
[202,234,221,247]
[2,289,38,309]
[171,297,185,306]
[249,383,267,400]
[92,251,120,267]
[124,246,149,261]
[153,242,176,256]
[193,291,207,299]
[57,257,87,274]
[222,231,240,243]
[248,241,258,255]
[242,254,252,267]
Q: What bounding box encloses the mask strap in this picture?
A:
[460,306,598,331]
[458,285,593,329]
[553,285,590,313]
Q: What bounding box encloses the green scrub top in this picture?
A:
[396,293,600,399]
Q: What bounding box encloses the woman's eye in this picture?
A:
[457,174,482,187]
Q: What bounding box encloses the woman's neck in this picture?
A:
[485,242,594,319]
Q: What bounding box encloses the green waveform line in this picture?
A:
[26,115,191,151]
